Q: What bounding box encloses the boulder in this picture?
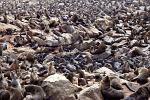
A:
[42,74,80,100]
[78,84,103,100]
[94,67,116,76]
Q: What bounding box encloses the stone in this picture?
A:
[78,84,103,100]
[42,74,80,100]
[94,67,116,76]
[103,36,114,44]
[33,37,47,46]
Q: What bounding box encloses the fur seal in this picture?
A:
[101,76,124,100]
[124,83,150,100]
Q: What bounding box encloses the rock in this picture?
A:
[43,74,66,82]
[61,33,73,45]
[0,0,149,100]
[89,26,102,37]
[94,67,116,76]
[12,47,35,53]
[113,40,127,48]
[63,95,76,100]
[78,84,103,100]
[114,62,122,70]
[42,74,80,100]
[45,35,59,46]
[45,33,73,46]
[103,36,114,44]
[33,37,47,46]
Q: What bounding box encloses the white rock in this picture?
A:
[94,67,116,76]
[61,33,73,44]
[44,74,68,82]
[78,84,103,100]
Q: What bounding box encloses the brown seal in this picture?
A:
[101,76,124,100]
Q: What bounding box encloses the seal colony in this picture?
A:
[0,0,150,100]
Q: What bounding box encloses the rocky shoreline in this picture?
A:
[0,0,150,100]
